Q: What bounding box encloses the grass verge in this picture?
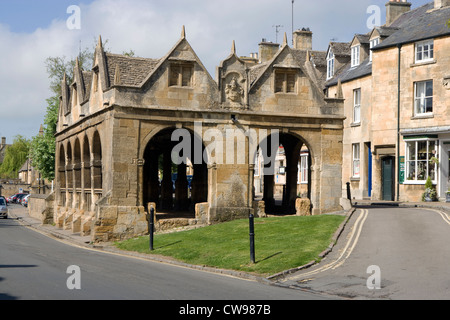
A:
[115,214,346,277]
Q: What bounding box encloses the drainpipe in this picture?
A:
[397,44,402,202]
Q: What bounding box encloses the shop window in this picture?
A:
[406,139,438,182]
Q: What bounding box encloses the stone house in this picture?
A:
[53,27,345,242]
[326,0,450,202]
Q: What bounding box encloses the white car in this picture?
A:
[0,197,8,219]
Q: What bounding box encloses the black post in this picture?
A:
[148,207,155,251]
[249,213,255,264]
[346,182,352,201]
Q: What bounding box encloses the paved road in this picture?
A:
[0,205,329,301]
[279,206,450,300]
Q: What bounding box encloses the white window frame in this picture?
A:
[405,139,438,184]
[353,88,361,124]
[415,39,434,63]
[351,45,360,67]
[414,80,433,116]
[352,143,360,178]
[299,154,309,184]
[327,50,334,80]
[370,38,379,62]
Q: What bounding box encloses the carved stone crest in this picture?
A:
[225,77,244,103]
[444,77,450,90]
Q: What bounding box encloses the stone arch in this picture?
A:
[256,131,313,215]
[92,130,103,191]
[141,126,208,214]
[74,138,82,189]
[82,134,91,189]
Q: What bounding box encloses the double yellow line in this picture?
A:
[427,208,450,226]
[285,209,369,282]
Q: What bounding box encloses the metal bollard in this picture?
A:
[249,213,255,264]
[147,207,155,251]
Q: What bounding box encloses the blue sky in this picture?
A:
[0,0,432,144]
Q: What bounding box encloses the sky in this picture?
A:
[0,0,431,144]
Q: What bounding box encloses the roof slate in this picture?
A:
[374,2,450,50]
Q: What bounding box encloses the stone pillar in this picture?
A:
[263,173,275,211]
[146,151,160,205]
[284,148,300,214]
[175,162,188,211]
[161,150,173,210]
[191,163,207,209]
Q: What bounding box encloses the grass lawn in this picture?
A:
[115,214,346,277]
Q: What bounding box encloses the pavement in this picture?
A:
[7,199,450,284]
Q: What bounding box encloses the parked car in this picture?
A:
[14,193,28,204]
[0,197,8,219]
[21,194,30,207]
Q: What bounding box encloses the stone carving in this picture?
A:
[225,77,244,103]
[444,77,450,90]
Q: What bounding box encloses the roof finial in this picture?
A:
[231,40,236,54]
[97,35,103,48]
[181,25,186,39]
[283,32,288,47]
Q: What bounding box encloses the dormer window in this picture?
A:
[326,50,334,80]
[415,40,434,63]
[169,63,193,87]
[351,45,360,67]
[275,69,296,93]
[369,38,380,62]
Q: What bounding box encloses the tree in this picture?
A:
[0,135,30,179]
[29,40,105,181]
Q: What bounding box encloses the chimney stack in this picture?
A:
[385,0,411,26]
[258,39,280,63]
[293,28,313,51]
[1,137,5,148]
[434,0,450,8]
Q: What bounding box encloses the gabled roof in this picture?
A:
[328,42,351,57]
[105,53,161,88]
[374,2,450,50]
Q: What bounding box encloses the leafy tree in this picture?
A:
[29,40,106,181]
[0,135,30,179]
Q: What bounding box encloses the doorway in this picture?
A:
[382,156,395,201]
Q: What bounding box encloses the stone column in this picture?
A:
[161,150,173,210]
[175,162,188,211]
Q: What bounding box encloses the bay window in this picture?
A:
[405,139,438,182]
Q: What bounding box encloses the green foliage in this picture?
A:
[0,135,30,179]
[29,39,109,180]
[425,176,433,189]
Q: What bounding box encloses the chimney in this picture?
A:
[293,28,313,51]
[434,0,450,8]
[386,0,412,26]
[259,39,280,63]
[1,137,5,148]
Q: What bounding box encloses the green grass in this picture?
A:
[115,214,346,276]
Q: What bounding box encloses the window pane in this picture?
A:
[407,161,416,180]
[170,65,180,86]
[275,73,284,93]
[426,81,433,96]
[418,141,427,160]
[407,142,416,161]
[286,73,296,93]
[182,66,192,87]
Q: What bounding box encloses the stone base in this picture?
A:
[295,198,311,216]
